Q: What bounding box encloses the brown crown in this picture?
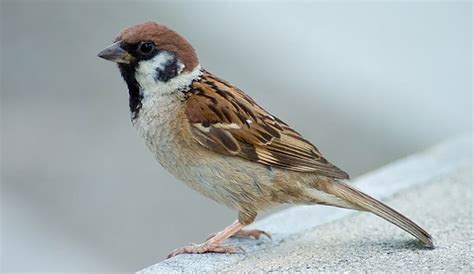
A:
[117,22,199,71]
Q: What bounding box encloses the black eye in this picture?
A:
[138,42,155,55]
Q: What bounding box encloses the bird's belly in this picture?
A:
[132,95,279,210]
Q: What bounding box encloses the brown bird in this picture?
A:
[98,22,433,258]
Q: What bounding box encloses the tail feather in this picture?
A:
[321,180,434,248]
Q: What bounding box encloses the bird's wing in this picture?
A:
[185,70,349,179]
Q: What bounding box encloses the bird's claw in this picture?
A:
[206,228,271,241]
[235,229,272,240]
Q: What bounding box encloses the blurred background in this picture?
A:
[1,0,471,272]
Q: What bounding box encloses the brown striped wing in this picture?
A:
[185,70,349,179]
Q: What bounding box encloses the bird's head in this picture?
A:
[98,22,201,117]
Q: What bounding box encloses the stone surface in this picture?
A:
[138,134,473,273]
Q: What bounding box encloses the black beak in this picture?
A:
[97,41,135,64]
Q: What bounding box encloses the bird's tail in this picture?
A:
[316,179,434,248]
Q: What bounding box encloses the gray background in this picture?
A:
[1,0,472,272]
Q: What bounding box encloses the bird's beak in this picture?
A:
[97,41,135,64]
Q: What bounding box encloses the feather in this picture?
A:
[320,180,434,247]
[185,70,349,180]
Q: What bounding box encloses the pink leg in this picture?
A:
[167,220,245,258]
[207,228,271,240]
[232,229,271,240]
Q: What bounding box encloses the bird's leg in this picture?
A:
[233,228,271,239]
[167,220,245,258]
[206,229,271,240]
[232,211,271,239]
[205,210,271,240]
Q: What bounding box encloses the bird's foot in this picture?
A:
[207,229,271,241]
[233,229,272,239]
[167,242,244,258]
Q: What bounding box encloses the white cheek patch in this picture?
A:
[134,52,201,99]
[135,51,175,93]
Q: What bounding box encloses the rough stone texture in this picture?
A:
[138,134,472,273]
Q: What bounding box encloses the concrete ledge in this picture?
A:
[138,134,473,273]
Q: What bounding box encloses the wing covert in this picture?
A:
[185,70,349,180]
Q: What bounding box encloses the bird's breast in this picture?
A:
[132,94,187,168]
[130,92,291,211]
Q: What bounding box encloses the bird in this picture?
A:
[98,22,433,258]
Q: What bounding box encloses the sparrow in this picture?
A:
[98,22,433,258]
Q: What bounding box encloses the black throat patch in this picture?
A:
[117,50,180,120]
[118,63,142,120]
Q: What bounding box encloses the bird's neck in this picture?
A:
[119,61,202,120]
